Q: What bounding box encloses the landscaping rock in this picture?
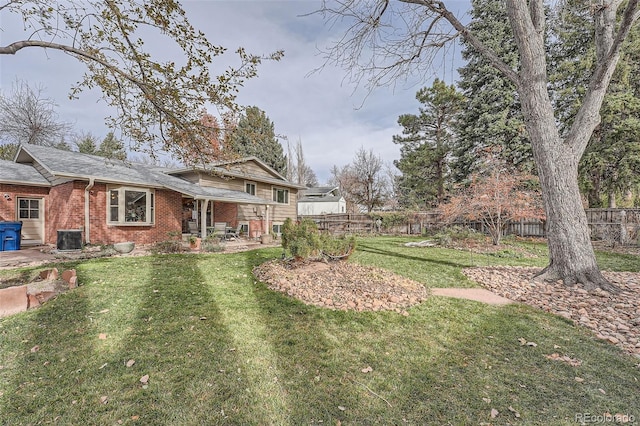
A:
[463,266,640,356]
[0,285,28,317]
[253,259,428,313]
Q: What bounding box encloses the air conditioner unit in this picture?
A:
[57,230,82,251]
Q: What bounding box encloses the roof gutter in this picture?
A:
[85,178,95,244]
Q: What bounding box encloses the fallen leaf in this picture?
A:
[545,353,582,367]
[99,363,108,370]
[99,309,109,314]
[140,374,149,385]
[361,366,373,373]
[490,408,499,419]
[126,359,135,368]
[131,415,140,420]
[200,317,207,320]
[338,406,346,411]
[518,338,527,346]
[508,406,521,418]
[100,395,108,404]
[482,397,491,404]
[599,388,606,394]
[30,345,40,353]
[526,341,538,347]
[98,333,107,340]
[575,377,584,383]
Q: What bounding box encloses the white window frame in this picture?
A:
[245,181,257,196]
[239,221,249,235]
[107,186,155,226]
[272,186,289,204]
[272,222,284,236]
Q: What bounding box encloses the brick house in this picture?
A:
[0,144,302,248]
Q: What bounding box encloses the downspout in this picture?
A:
[264,205,270,235]
[84,178,95,244]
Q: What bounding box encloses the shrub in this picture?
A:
[320,234,357,260]
[281,218,321,260]
[150,240,185,254]
[201,238,225,253]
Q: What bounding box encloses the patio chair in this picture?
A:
[225,224,242,240]
[210,222,227,240]
[187,220,198,235]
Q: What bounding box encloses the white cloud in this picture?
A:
[0,0,464,183]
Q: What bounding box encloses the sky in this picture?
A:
[0,0,468,183]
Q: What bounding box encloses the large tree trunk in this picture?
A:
[506,0,620,292]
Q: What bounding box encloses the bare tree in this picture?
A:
[0,0,282,164]
[316,0,640,291]
[0,80,72,146]
[286,138,318,186]
[329,147,388,213]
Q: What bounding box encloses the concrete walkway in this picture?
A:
[430,287,513,305]
[0,246,58,270]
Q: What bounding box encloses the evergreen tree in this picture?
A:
[229,106,286,175]
[76,133,99,155]
[0,143,18,160]
[393,79,464,208]
[98,132,127,160]
[549,1,640,207]
[454,0,532,182]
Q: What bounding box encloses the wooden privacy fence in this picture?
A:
[300,208,640,245]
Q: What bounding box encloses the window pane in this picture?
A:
[19,199,28,209]
[110,207,119,222]
[30,200,39,209]
[30,209,39,219]
[125,190,146,222]
[150,193,154,223]
[110,190,119,206]
[19,210,29,219]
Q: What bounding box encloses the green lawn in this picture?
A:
[0,237,638,425]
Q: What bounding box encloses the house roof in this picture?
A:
[8,144,275,205]
[169,156,306,190]
[0,159,51,186]
[298,196,345,203]
[299,186,342,198]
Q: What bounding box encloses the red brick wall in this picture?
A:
[0,184,49,222]
[213,202,238,227]
[88,184,182,245]
[1,181,182,246]
[46,181,86,243]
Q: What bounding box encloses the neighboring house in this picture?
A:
[0,144,301,247]
[297,186,347,216]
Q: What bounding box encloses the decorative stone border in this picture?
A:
[0,268,77,318]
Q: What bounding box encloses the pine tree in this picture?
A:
[549,1,640,207]
[393,79,464,208]
[229,106,286,175]
[76,134,99,155]
[98,132,127,160]
[454,0,532,182]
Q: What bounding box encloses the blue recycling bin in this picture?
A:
[0,221,22,251]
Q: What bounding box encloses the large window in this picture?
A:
[245,181,256,196]
[272,187,289,204]
[108,187,155,225]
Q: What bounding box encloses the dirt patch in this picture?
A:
[253,259,428,314]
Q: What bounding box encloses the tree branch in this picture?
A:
[400,0,520,86]
[565,0,640,155]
